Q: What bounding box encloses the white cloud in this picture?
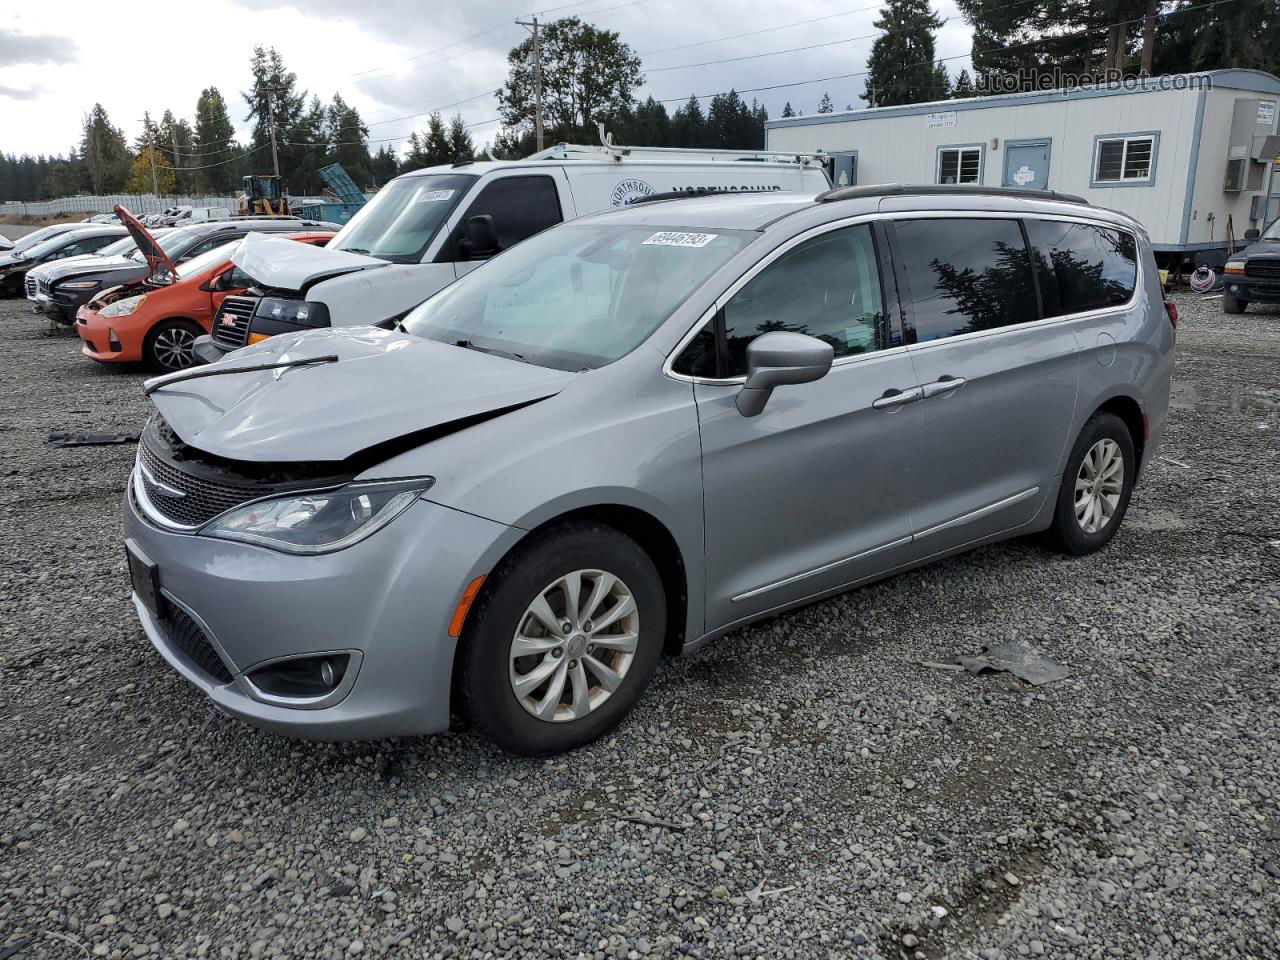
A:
[2,0,973,158]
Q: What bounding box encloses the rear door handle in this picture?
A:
[921,376,966,398]
[872,386,924,409]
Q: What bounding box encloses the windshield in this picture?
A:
[176,241,239,279]
[12,225,66,253]
[401,222,752,371]
[329,173,475,262]
[22,232,99,260]
[98,236,137,257]
[156,228,204,257]
[1260,219,1280,240]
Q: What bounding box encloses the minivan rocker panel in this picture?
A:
[124,188,1174,754]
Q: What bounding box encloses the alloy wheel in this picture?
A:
[154,327,197,370]
[508,569,639,723]
[1074,438,1124,534]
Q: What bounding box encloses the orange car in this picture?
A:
[76,208,332,371]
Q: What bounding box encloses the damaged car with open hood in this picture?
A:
[124,187,1174,755]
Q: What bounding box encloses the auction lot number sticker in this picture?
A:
[643,232,718,248]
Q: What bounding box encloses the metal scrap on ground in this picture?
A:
[954,639,1072,686]
[47,431,139,447]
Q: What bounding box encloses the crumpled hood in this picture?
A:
[146,326,576,463]
[40,255,142,282]
[232,233,386,292]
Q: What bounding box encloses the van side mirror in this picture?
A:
[1244,228,1260,241]
[736,331,834,417]
[459,215,499,260]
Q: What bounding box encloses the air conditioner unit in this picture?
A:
[1224,157,1246,192]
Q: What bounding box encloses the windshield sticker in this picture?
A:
[643,231,718,248]
[416,189,456,203]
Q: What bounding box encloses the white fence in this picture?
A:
[1,193,331,218]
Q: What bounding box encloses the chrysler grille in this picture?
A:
[137,441,259,528]
[211,295,257,349]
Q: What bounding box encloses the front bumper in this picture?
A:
[122,480,522,739]
[191,334,232,366]
[76,305,135,362]
[1224,276,1280,303]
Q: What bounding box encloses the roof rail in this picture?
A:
[628,187,788,206]
[816,183,1088,204]
[521,124,828,166]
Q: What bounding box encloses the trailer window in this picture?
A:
[937,146,982,185]
[1093,136,1155,183]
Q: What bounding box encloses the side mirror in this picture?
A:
[459,215,499,260]
[736,331,834,417]
[1244,228,1260,241]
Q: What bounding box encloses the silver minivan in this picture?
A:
[123,185,1176,755]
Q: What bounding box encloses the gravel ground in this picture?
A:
[1,292,1277,960]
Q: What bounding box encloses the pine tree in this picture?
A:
[326,94,372,187]
[193,87,239,192]
[447,115,475,162]
[243,46,306,182]
[781,102,795,118]
[862,0,951,106]
[671,95,706,149]
[817,92,834,113]
[425,113,452,166]
[952,69,977,98]
[370,144,398,184]
[80,104,131,194]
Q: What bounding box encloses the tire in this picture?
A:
[1046,412,1136,556]
[456,522,666,756]
[143,319,202,372]
[1,274,23,298]
[1222,294,1247,314]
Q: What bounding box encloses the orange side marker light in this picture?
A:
[448,576,486,637]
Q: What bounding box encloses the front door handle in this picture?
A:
[921,376,966,399]
[872,386,924,409]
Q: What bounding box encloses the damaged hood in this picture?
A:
[146,326,575,463]
[232,233,386,291]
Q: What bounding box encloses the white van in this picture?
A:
[195,139,829,359]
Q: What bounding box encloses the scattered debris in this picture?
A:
[917,659,966,673]
[1157,455,1191,469]
[0,942,29,960]
[47,431,139,448]
[954,640,1072,686]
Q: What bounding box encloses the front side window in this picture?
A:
[329,173,477,263]
[402,223,751,371]
[715,224,885,378]
[1094,136,1154,182]
[438,175,563,262]
[938,147,982,184]
[1026,219,1137,316]
[895,218,1039,342]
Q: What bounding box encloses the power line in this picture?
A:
[640,3,888,57]
[649,0,1247,105]
[160,142,272,171]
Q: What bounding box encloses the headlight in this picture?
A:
[258,297,327,327]
[60,279,101,290]
[99,294,146,318]
[200,479,433,554]
[1223,260,1246,275]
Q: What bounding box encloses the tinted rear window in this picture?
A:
[894,218,1039,342]
[1025,220,1138,316]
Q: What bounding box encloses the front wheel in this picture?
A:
[1045,412,1136,556]
[456,523,666,756]
[143,319,202,372]
[1222,294,1247,315]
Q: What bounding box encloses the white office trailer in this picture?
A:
[765,69,1280,265]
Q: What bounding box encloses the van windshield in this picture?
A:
[401,222,752,371]
[329,174,475,263]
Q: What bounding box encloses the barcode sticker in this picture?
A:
[417,189,455,202]
[643,232,718,248]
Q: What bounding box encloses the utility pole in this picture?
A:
[516,16,544,152]
[268,101,281,178]
[171,131,181,196]
[148,142,159,197]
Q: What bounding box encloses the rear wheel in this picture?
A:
[1046,412,1136,556]
[1222,294,1247,314]
[143,319,202,372]
[456,523,665,755]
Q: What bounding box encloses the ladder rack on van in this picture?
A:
[522,123,828,168]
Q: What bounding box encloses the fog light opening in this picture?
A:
[108,329,123,352]
[248,653,350,700]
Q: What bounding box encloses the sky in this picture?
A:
[0,0,974,159]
